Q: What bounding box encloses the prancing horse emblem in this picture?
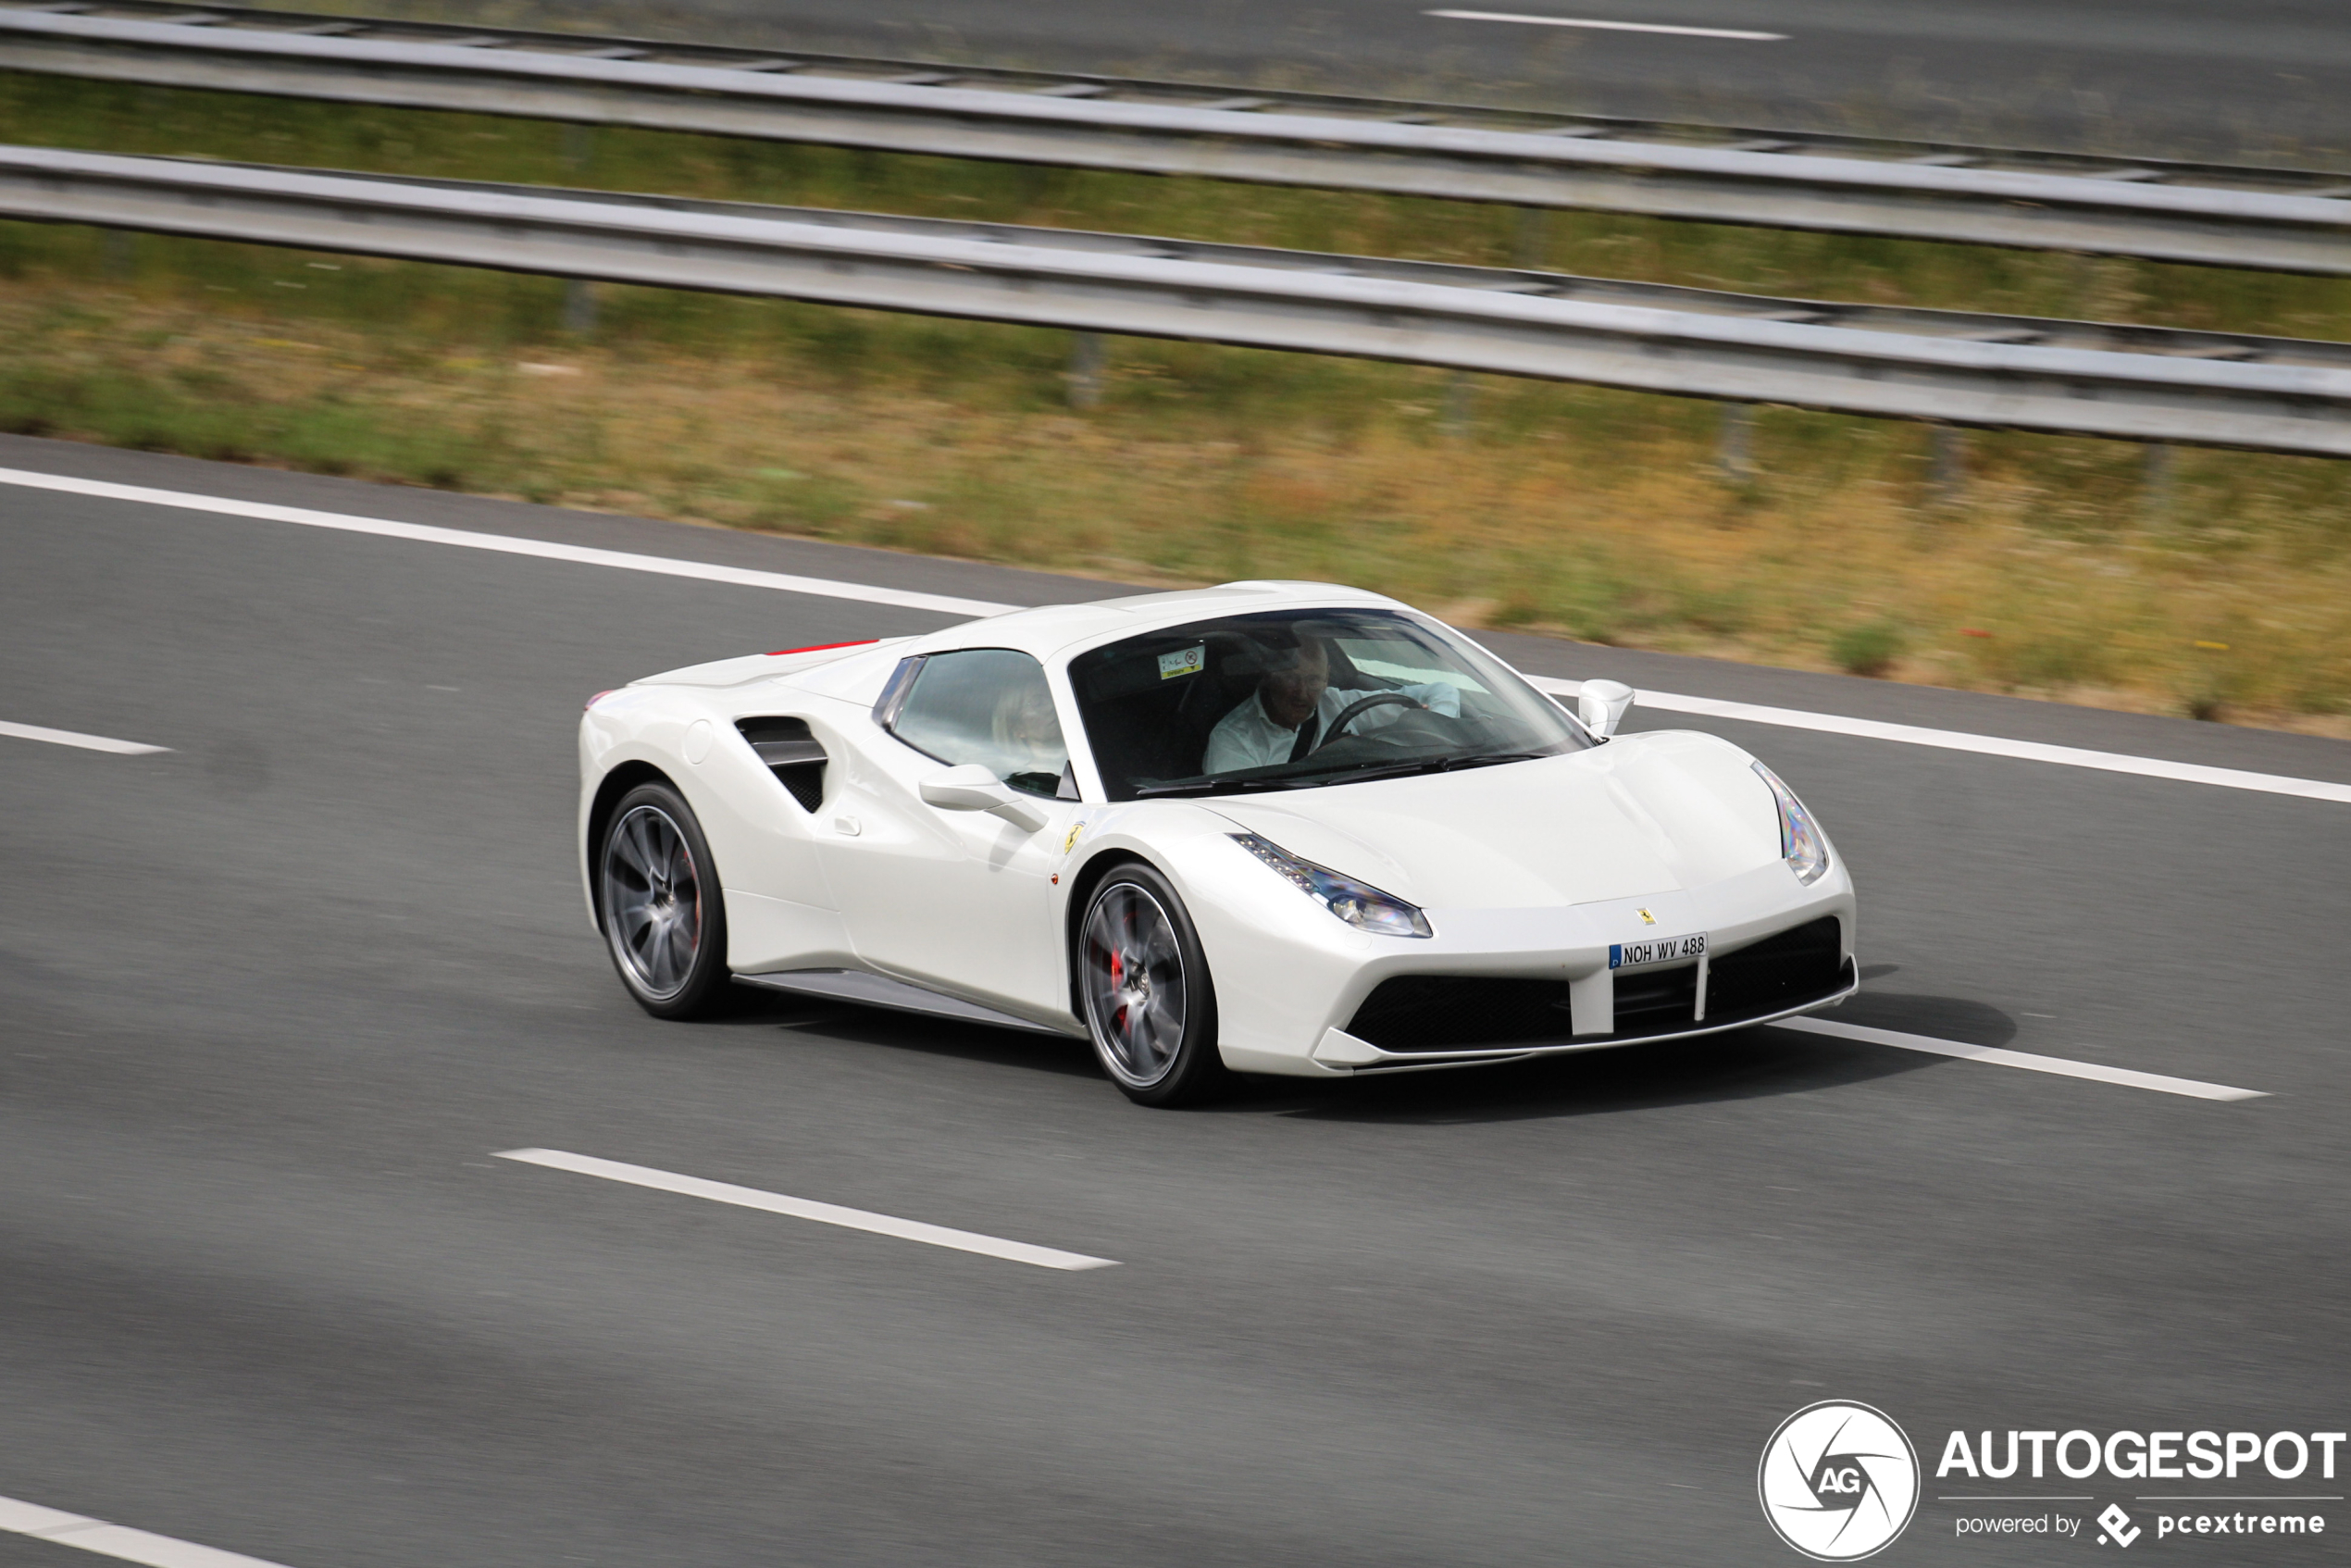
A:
[1636,908,1657,925]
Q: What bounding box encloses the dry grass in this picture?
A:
[7,279,2347,734]
[4,71,2350,733]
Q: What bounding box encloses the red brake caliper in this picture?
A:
[1108,940,1127,1036]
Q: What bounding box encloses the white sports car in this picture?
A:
[578,581,1857,1105]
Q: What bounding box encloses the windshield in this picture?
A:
[1068,607,1592,801]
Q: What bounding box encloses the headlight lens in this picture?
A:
[1752,763,1829,885]
[1229,832,1432,938]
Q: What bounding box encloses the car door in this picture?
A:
[814,647,1081,1021]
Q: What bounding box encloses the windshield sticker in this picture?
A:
[1157,644,1207,680]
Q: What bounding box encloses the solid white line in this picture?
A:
[8,464,2342,805]
[1777,1016,2267,1101]
[1424,9,1787,39]
[0,467,1015,618]
[0,1495,297,1568]
[0,718,169,754]
[1528,677,2351,806]
[494,1148,1119,1270]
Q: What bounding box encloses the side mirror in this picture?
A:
[919,764,1046,828]
[1577,678,1636,740]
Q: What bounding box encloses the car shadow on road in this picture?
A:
[1255,989,2019,1126]
[713,981,2021,1117]
[719,990,1105,1079]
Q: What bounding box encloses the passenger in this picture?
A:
[990,680,1069,794]
[1202,635,1460,774]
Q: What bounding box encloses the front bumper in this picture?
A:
[1318,960,1857,1074]
[1182,850,1857,1077]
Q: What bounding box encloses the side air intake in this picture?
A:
[735,716,827,812]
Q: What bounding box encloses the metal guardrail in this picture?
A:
[4,4,2350,274]
[6,146,2347,457]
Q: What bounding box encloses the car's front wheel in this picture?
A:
[1078,863,1231,1107]
[598,780,732,1019]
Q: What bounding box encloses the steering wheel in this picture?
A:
[1311,692,1426,753]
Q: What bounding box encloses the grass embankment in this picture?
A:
[4,73,2350,729]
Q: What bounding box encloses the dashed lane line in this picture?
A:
[0,719,168,754]
[0,1493,297,1568]
[1778,1016,2268,1101]
[1424,10,1787,40]
[7,465,2345,805]
[494,1148,1120,1270]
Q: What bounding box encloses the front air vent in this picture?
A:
[735,716,827,812]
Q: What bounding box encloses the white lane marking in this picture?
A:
[1424,9,1787,39]
[0,718,169,754]
[0,1494,297,1568]
[8,465,2340,805]
[1528,678,2351,806]
[494,1148,1119,1270]
[0,467,1014,619]
[1778,1016,2267,1101]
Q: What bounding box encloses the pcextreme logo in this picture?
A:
[1759,1401,1922,1561]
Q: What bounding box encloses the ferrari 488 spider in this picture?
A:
[579,582,1856,1104]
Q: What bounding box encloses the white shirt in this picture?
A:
[1202,682,1462,774]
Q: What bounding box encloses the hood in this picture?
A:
[1203,730,1783,909]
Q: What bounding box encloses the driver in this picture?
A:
[1202,634,1461,774]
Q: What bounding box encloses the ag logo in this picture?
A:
[1758,1401,1920,1561]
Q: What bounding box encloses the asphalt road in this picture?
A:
[3,434,2348,1567]
[374,0,2351,159]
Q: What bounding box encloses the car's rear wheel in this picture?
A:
[1078,863,1230,1107]
[598,780,731,1019]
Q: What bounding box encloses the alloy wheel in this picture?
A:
[1080,880,1189,1089]
[602,803,703,1000]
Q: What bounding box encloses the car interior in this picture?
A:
[1071,615,1434,798]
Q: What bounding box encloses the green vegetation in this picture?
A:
[3,70,2349,729]
[1829,621,1908,679]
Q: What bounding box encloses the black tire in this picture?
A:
[596,780,732,1020]
[1076,862,1232,1107]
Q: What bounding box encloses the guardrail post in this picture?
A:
[1066,330,1107,407]
[1444,371,1479,441]
[563,279,599,336]
[1511,207,1550,269]
[1929,424,1967,506]
[555,126,601,335]
[1717,403,1755,479]
[102,228,132,280]
[2143,441,2176,520]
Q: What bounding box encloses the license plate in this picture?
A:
[1611,932,1707,970]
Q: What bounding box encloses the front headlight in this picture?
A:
[1752,763,1829,885]
[1229,832,1433,938]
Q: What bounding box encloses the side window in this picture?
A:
[887,649,1071,798]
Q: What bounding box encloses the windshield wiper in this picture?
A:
[1130,775,1314,799]
[1132,752,1547,799]
[1319,751,1549,785]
